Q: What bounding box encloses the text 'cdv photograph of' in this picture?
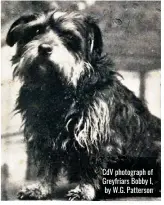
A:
[1,0,161,201]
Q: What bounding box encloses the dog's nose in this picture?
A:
[38,44,53,55]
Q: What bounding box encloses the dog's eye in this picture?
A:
[33,26,45,36]
[21,26,46,43]
[35,27,44,35]
[62,31,74,40]
[67,34,73,40]
[35,29,40,34]
[60,30,82,52]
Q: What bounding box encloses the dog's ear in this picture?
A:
[6,14,37,46]
[85,17,103,58]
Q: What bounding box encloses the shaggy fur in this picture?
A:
[6,9,161,200]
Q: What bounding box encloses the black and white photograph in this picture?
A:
[1,0,161,201]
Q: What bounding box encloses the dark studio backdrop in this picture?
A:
[1,0,161,200]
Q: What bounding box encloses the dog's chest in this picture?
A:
[18,85,75,135]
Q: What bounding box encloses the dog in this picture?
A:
[6,9,161,200]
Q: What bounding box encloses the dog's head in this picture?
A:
[7,10,103,87]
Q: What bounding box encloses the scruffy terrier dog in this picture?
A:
[7,10,161,200]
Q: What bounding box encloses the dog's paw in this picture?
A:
[17,183,50,200]
[67,184,95,200]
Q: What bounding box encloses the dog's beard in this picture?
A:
[13,40,93,87]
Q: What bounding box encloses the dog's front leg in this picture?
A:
[17,164,60,200]
[17,180,52,200]
[67,183,96,201]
